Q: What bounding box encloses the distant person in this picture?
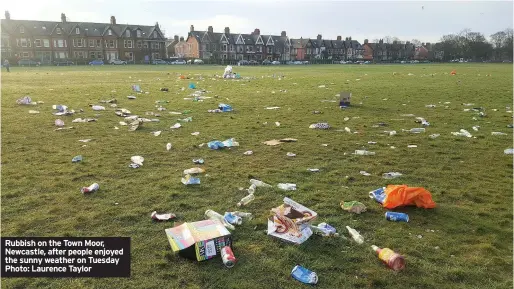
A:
[3,59,10,72]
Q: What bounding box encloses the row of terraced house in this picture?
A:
[1,11,441,65]
[166,25,442,62]
[1,11,166,64]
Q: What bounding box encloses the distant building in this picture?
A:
[1,11,167,64]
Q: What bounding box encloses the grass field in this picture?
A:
[1,63,513,289]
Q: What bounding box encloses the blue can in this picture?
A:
[385,212,409,222]
[369,187,386,204]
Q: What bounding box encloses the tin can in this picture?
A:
[385,212,409,222]
[221,246,236,268]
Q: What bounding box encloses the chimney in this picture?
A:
[379,39,383,44]
[281,31,286,37]
[317,34,322,40]
[337,36,342,41]
[174,35,179,41]
[345,37,349,41]
[155,22,159,27]
[253,28,260,35]
[61,13,66,23]
[364,39,368,44]
[406,41,410,45]
[225,27,230,34]
[179,36,184,41]
[110,16,116,25]
[349,36,352,41]
[5,10,10,20]
[208,26,213,33]
[190,25,194,32]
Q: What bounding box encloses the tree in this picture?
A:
[383,36,401,44]
[411,39,422,46]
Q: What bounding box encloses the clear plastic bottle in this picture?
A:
[233,211,253,219]
[250,179,272,187]
[346,226,364,244]
[237,194,255,207]
[205,210,235,230]
[408,128,425,133]
[247,184,257,194]
[354,150,376,156]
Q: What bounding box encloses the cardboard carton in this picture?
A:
[165,219,232,261]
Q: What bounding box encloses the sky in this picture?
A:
[2,0,513,43]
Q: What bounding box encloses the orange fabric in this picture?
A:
[450,70,456,75]
[383,185,436,209]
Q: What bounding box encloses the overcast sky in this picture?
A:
[3,0,513,43]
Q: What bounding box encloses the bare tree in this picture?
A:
[383,36,401,44]
[411,39,422,46]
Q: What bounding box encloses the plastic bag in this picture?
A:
[372,185,436,209]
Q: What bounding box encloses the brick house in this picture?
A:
[186,25,291,62]
[166,35,180,58]
[1,11,166,64]
[291,38,308,60]
[173,37,187,58]
[331,36,346,60]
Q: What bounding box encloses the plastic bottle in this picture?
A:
[233,211,253,219]
[91,105,105,111]
[205,210,235,230]
[407,128,425,133]
[346,226,364,244]
[371,245,405,271]
[354,150,376,156]
[250,179,272,187]
[237,194,255,207]
[247,184,257,194]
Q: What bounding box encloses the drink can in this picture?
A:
[221,246,236,268]
[291,265,318,284]
[385,212,409,222]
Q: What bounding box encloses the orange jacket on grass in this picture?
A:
[382,185,436,209]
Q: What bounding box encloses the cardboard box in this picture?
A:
[267,197,318,244]
[165,219,232,261]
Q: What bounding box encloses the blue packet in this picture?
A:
[369,187,386,204]
[291,265,318,285]
[218,103,233,112]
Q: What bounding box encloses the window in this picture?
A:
[22,52,29,58]
[267,46,272,54]
[56,28,61,34]
[89,40,94,47]
[108,29,112,36]
[237,45,243,53]
[223,44,227,51]
[230,45,234,52]
[125,30,130,37]
[76,27,80,34]
[20,38,27,47]
[257,46,262,53]
[43,39,49,47]
[124,40,133,48]
[75,39,84,47]
[35,39,41,47]
[96,39,101,47]
[74,51,86,58]
[53,39,65,48]
[20,26,24,33]
[137,40,142,48]
[97,52,103,59]
[144,42,148,48]
[109,40,115,48]
[211,44,216,51]
[90,51,95,59]
[201,44,206,51]
[246,46,252,52]
[136,30,141,38]
[55,52,67,59]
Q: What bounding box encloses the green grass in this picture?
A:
[1,63,512,289]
